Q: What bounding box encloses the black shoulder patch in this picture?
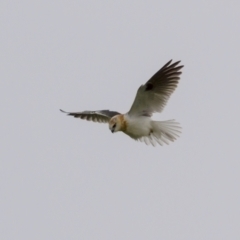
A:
[145,83,153,91]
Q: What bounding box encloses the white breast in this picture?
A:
[124,114,152,139]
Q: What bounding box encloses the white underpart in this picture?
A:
[124,114,181,146]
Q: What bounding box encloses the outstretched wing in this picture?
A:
[128,60,183,117]
[60,109,121,123]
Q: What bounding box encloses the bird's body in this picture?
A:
[118,114,152,139]
[61,60,183,146]
[108,113,180,146]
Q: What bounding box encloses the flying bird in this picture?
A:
[60,60,183,146]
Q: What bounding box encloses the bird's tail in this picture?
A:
[150,120,181,146]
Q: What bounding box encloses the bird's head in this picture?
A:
[109,115,124,133]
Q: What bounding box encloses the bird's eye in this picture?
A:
[113,124,116,129]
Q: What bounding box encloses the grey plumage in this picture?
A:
[128,60,183,117]
[60,109,121,123]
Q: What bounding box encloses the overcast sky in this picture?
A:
[1,1,240,239]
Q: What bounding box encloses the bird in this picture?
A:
[60,60,183,146]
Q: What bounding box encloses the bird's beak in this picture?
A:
[111,129,114,133]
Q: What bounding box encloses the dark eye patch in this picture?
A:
[113,124,116,128]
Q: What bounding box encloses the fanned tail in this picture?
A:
[139,120,181,146]
[151,120,181,146]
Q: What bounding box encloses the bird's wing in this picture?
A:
[128,60,183,117]
[60,109,121,123]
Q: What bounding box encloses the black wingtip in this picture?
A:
[60,109,68,114]
[167,60,184,70]
[166,59,173,65]
[60,109,75,117]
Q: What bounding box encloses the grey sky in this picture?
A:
[1,1,240,239]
